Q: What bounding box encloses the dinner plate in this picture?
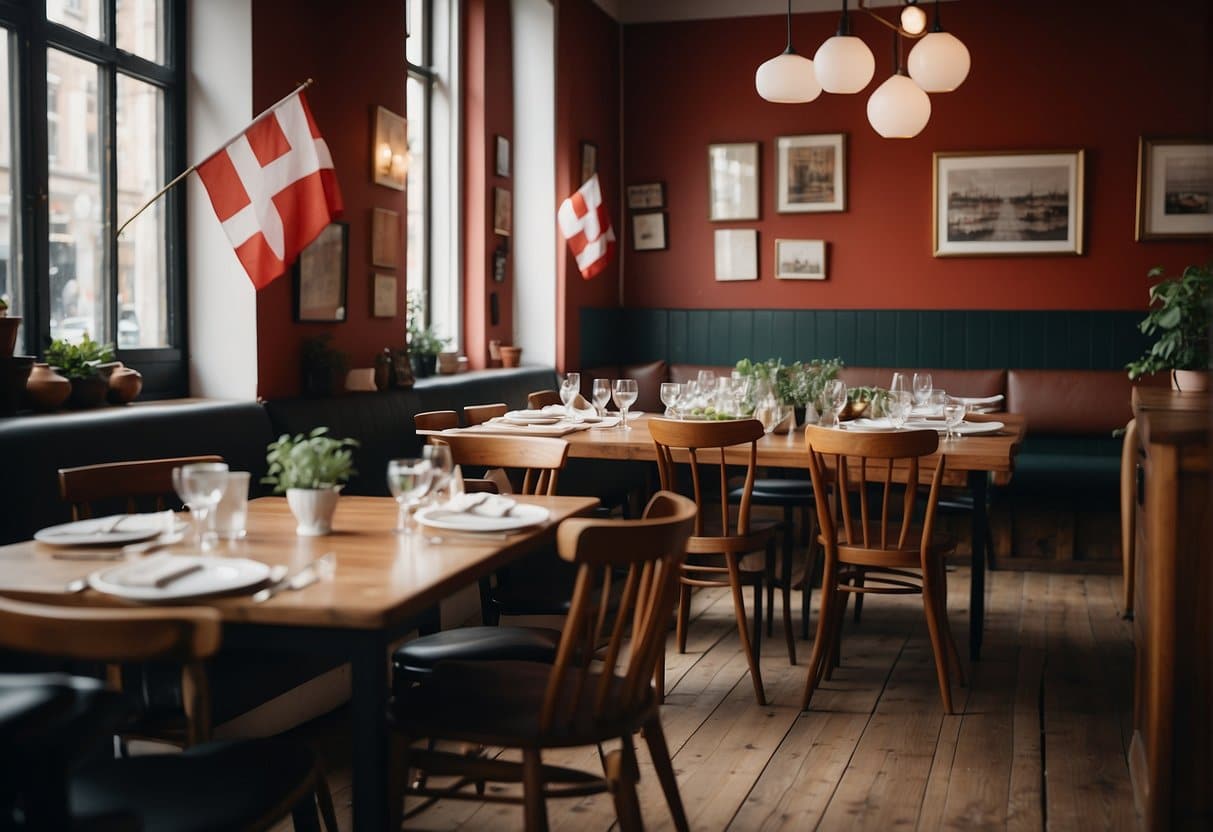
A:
[905,419,1006,435]
[503,410,563,425]
[35,514,186,547]
[844,418,897,432]
[415,502,551,533]
[88,556,272,602]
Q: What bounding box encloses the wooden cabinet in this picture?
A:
[1129,388,1211,830]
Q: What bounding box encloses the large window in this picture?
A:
[406,0,433,306]
[0,0,184,392]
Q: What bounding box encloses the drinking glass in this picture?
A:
[943,399,966,440]
[591,378,612,416]
[422,444,454,499]
[823,379,847,428]
[696,370,716,407]
[660,382,681,417]
[888,390,913,429]
[213,471,251,540]
[172,462,229,551]
[913,373,933,408]
[387,458,433,534]
[890,372,909,399]
[754,393,781,434]
[928,388,948,417]
[560,376,579,418]
[613,378,638,431]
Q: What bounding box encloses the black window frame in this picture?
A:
[406,0,434,329]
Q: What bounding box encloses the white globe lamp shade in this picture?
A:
[867,73,931,138]
[900,3,927,35]
[755,51,822,103]
[908,31,971,92]
[813,35,876,94]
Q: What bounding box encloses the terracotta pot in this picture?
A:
[25,363,71,412]
[68,375,109,409]
[0,355,33,417]
[499,346,522,368]
[107,366,143,404]
[0,317,20,358]
[1172,369,1211,393]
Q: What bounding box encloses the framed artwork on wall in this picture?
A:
[776,133,845,213]
[708,142,759,221]
[932,150,1085,257]
[372,273,398,318]
[372,106,408,190]
[714,228,758,281]
[626,182,665,210]
[371,208,400,268]
[293,221,348,322]
[493,248,508,282]
[1136,137,1213,240]
[580,141,598,185]
[493,187,512,236]
[775,239,826,280]
[495,135,511,178]
[631,212,667,251]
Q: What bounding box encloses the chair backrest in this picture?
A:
[414,410,458,432]
[436,434,568,495]
[464,403,508,426]
[542,491,695,733]
[528,390,561,409]
[648,417,764,538]
[58,455,225,520]
[803,426,946,556]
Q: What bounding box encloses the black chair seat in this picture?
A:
[729,478,813,506]
[393,625,561,687]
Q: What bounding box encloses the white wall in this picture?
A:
[186,0,257,399]
[511,0,556,367]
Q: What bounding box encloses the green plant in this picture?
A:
[407,291,450,357]
[262,427,359,493]
[45,334,115,380]
[1127,263,1212,379]
[734,357,844,409]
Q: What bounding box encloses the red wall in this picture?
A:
[252,0,408,399]
[621,0,1213,312]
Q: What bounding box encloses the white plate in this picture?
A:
[905,419,1006,435]
[88,556,272,602]
[35,514,186,547]
[503,415,562,426]
[844,418,897,432]
[416,502,551,533]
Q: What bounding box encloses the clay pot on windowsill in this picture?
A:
[67,374,110,409]
[26,363,71,411]
[499,346,522,368]
[107,364,143,404]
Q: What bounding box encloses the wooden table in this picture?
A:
[0,494,600,832]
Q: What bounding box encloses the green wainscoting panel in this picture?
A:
[579,307,1150,371]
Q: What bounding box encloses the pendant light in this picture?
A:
[899,0,927,36]
[813,0,875,94]
[867,32,931,138]
[755,0,821,103]
[908,0,971,92]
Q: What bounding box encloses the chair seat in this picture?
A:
[834,535,955,569]
[392,626,561,687]
[70,737,318,832]
[728,478,814,506]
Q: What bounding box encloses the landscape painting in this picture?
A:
[1137,138,1213,240]
[777,134,845,213]
[775,239,826,280]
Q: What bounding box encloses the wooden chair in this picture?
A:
[802,426,963,713]
[438,433,567,497]
[389,491,697,832]
[649,417,788,706]
[414,410,459,432]
[1121,418,1139,617]
[528,389,562,409]
[58,455,224,520]
[464,402,508,426]
[0,596,338,830]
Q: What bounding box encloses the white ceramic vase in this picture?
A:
[286,486,342,536]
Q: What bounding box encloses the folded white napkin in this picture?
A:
[540,402,596,418]
[107,553,203,588]
[955,394,1004,405]
[443,492,517,517]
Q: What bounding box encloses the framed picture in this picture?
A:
[390,348,415,389]
[1136,138,1213,240]
[293,222,348,322]
[493,248,508,283]
[627,182,665,210]
[932,150,1085,257]
[714,229,758,281]
[777,134,845,213]
[495,135,511,178]
[372,273,398,318]
[372,106,408,190]
[493,187,511,236]
[708,142,759,221]
[775,239,827,280]
[371,208,400,268]
[580,141,598,185]
[631,212,667,251]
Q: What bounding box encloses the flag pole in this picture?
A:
[115,77,315,238]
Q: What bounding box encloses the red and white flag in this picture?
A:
[196,90,343,290]
[558,174,615,280]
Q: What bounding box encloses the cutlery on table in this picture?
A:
[425,531,511,544]
[252,553,335,603]
[121,532,185,557]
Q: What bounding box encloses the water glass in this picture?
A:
[561,372,581,415]
[913,373,933,408]
[660,382,681,417]
[696,370,716,406]
[888,390,913,429]
[928,388,948,417]
[213,471,251,540]
[387,458,433,534]
[422,444,454,498]
[943,399,967,440]
[823,379,847,428]
[172,462,230,551]
[591,378,612,416]
[890,372,909,398]
[613,378,638,431]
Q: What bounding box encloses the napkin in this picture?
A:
[442,492,517,518]
[540,401,596,419]
[106,554,203,588]
[954,394,1004,406]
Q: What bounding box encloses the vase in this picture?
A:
[411,353,437,378]
[68,374,109,409]
[0,317,21,358]
[499,346,522,368]
[0,355,32,416]
[25,363,71,411]
[286,486,342,536]
[1172,369,1211,393]
[107,365,143,404]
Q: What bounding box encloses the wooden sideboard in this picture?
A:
[1129,387,1211,830]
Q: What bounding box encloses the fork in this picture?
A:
[252,553,335,603]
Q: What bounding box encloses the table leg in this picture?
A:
[351,633,389,832]
[968,470,988,661]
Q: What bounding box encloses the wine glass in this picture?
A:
[823,379,847,428]
[888,390,913,429]
[172,462,229,551]
[591,378,612,416]
[929,388,948,418]
[890,372,909,399]
[696,370,716,407]
[660,382,681,417]
[387,458,433,534]
[560,373,580,418]
[422,444,453,499]
[613,378,638,431]
[913,373,933,409]
[943,399,966,440]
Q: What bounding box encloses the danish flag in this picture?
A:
[558,174,615,280]
[195,90,343,290]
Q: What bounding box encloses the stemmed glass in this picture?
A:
[591,378,612,416]
[888,390,913,429]
[387,458,433,534]
[943,399,967,440]
[696,370,715,409]
[560,372,581,418]
[890,372,910,399]
[422,444,453,499]
[613,378,638,431]
[913,373,933,409]
[172,462,230,551]
[660,382,681,417]
[822,379,848,428]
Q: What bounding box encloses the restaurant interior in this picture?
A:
[0,0,1210,829]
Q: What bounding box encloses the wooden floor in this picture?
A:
[277,568,1137,831]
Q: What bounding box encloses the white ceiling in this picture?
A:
[592,0,954,25]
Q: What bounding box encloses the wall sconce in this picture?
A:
[373,105,409,190]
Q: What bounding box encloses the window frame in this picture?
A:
[406,0,435,330]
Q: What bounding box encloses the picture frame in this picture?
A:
[390,348,415,389]
[1136,137,1213,240]
[708,142,760,221]
[493,248,508,283]
[775,239,827,280]
[626,182,665,210]
[714,228,758,281]
[293,222,348,322]
[371,208,400,268]
[580,141,598,185]
[495,135,511,178]
[776,133,845,213]
[493,187,512,236]
[372,273,398,318]
[372,106,408,190]
[631,212,667,251]
[932,150,1085,257]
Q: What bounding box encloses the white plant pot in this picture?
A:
[286,486,342,536]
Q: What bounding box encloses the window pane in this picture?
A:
[47,0,102,40]
[0,32,21,353]
[47,49,105,346]
[406,75,427,299]
[117,0,165,64]
[116,74,166,348]
[406,0,425,66]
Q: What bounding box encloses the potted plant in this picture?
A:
[407,292,449,378]
[263,427,359,536]
[300,334,348,397]
[45,334,115,408]
[736,357,843,425]
[1127,263,1212,392]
